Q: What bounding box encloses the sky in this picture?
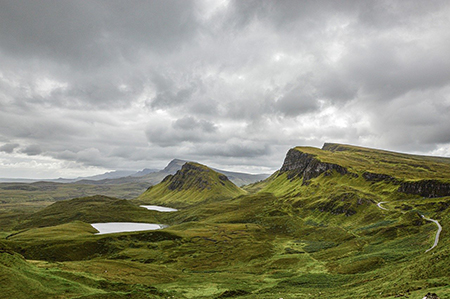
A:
[1,0,450,179]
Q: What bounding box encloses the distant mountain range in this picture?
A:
[0,159,270,190]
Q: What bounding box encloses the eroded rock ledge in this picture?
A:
[362,172,399,183]
[278,148,350,184]
[398,180,450,198]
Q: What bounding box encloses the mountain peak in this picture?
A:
[164,162,230,191]
[162,159,189,174]
[137,162,245,208]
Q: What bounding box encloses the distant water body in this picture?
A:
[91,222,165,235]
[91,205,176,234]
[140,205,178,212]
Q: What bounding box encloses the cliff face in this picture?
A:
[362,172,399,183]
[277,145,450,198]
[278,148,350,184]
[398,180,450,198]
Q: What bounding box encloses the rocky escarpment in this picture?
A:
[278,148,351,184]
[398,180,450,198]
[362,172,399,183]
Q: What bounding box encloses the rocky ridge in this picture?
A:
[278,148,351,184]
[279,145,450,198]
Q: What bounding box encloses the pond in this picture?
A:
[91,222,166,235]
[140,205,178,212]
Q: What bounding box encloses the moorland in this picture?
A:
[1,143,450,298]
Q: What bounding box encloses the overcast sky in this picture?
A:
[1,0,450,179]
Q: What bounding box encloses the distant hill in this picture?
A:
[1,159,268,186]
[3,142,450,298]
[161,159,187,174]
[0,159,261,202]
[16,195,160,229]
[136,162,246,208]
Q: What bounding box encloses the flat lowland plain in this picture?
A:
[2,144,450,298]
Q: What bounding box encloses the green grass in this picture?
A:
[2,143,450,298]
[136,162,246,208]
[16,195,163,230]
[0,181,152,203]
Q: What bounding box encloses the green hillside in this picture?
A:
[136,162,246,208]
[16,195,161,229]
[263,143,450,199]
[2,143,450,298]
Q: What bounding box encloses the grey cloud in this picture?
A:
[0,143,19,153]
[274,86,320,117]
[194,140,271,158]
[150,84,196,110]
[356,0,447,29]
[227,0,356,31]
[316,72,358,101]
[146,116,219,147]
[1,1,450,178]
[341,40,450,102]
[20,144,42,156]
[358,89,450,154]
[0,1,198,67]
[173,116,217,133]
[0,110,85,142]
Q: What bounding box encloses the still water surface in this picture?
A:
[140,205,178,212]
[91,222,165,235]
[91,205,176,234]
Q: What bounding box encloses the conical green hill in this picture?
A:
[136,162,246,208]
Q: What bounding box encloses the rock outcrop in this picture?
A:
[398,180,450,198]
[423,293,440,299]
[278,148,350,184]
[362,172,399,183]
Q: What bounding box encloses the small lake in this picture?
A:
[91,222,165,235]
[140,205,178,212]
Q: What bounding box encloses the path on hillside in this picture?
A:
[376,201,442,253]
[377,201,389,211]
[421,215,442,253]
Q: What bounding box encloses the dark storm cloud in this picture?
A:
[1,0,450,178]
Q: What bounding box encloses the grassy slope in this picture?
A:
[15,195,163,230]
[7,192,449,298]
[136,162,246,208]
[1,239,164,299]
[315,143,450,181]
[0,181,151,203]
[2,144,450,298]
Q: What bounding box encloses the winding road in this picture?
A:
[421,215,443,253]
[377,201,389,211]
[376,201,442,253]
